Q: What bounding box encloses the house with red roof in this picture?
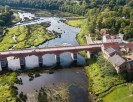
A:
[125,42,133,54]
[108,54,127,73]
[102,42,120,49]
[102,34,124,43]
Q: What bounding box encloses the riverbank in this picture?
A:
[65,19,89,45]
[0,22,60,50]
[66,19,133,102]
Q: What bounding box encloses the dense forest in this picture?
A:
[0,0,133,39]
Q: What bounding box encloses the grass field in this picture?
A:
[102,84,133,102]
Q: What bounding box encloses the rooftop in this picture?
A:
[125,42,133,50]
[108,54,126,66]
[103,34,121,39]
[103,42,120,49]
[105,47,116,55]
[128,60,133,65]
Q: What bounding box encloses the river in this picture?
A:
[8,10,89,102]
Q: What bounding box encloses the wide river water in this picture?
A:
[6,10,89,102]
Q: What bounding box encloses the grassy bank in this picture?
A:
[0,23,59,50]
[65,19,133,102]
[0,72,18,102]
[65,19,89,45]
[102,83,133,102]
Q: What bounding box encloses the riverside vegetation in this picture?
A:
[0,72,18,102]
[0,23,60,50]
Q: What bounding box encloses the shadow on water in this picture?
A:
[15,67,89,102]
[69,84,89,102]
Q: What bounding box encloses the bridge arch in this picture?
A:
[42,54,56,67]
[25,55,39,69]
[0,45,101,71]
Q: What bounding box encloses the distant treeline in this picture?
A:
[0,0,87,15]
[0,0,133,15]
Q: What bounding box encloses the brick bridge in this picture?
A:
[0,44,101,70]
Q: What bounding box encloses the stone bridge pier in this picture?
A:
[87,51,91,58]
[38,56,43,67]
[55,55,60,66]
[71,53,77,64]
[20,58,26,69]
[1,59,8,71]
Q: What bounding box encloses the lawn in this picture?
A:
[103,84,133,102]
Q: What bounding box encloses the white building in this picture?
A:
[102,34,124,43]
